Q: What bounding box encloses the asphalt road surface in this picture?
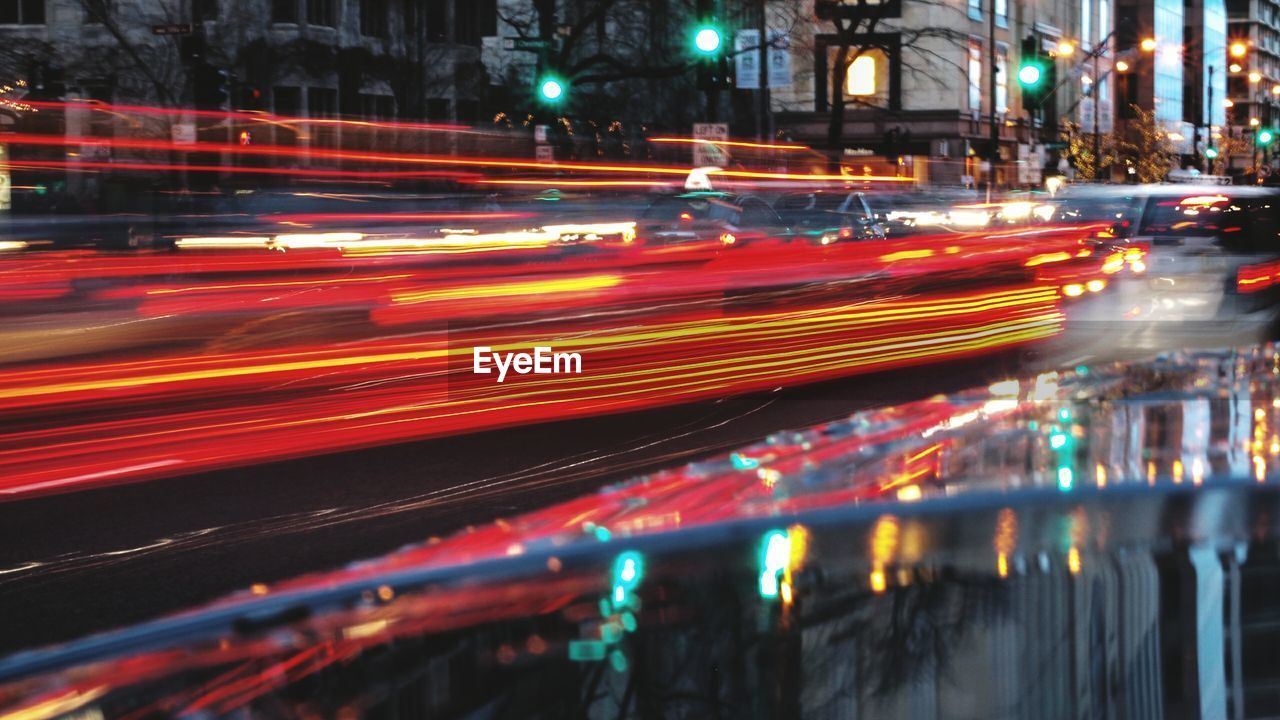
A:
[0,347,1042,656]
[0,306,1272,656]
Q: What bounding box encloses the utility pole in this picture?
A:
[987,0,999,199]
[758,0,769,142]
[1205,64,1214,172]
[1092,37,1101,178]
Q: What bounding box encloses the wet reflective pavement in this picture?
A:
[7,345,1280,717]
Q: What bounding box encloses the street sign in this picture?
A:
[171,122,196,145]
[534,124,549,143]
[734,30,760,90]
[502,37,553,52]
[734,29,791,89]
[767,30,791,87]
[152,23,192,35]
[535,145,554,161]
[691,122,729,166]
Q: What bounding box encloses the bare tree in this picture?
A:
[74,0,184,105]
[496,0,799,131]
[808,0,968,159]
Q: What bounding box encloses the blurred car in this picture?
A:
[1056,185,1280,328]
[772,190,886,244]
[862,189,988,237]
[636,191,793,248]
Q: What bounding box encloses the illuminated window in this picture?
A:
[847,54,876,95]
[969,39,983,110]
[969,0,982,20]
[1081,0,1092,46]
[996,0,1007,26]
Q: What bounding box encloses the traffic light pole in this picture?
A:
[1092,40,1101,178]
[757,0,769,142]
[987,0,998,199]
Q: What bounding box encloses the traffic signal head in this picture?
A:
[538,76,565,102]
[1020,35,1055,114]
[1205,147,1220,159]
[1018,62,1044,87]
[193,64,230,110]
[1261,129,1275,145]
[693,25,722,54]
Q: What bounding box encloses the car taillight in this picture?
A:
[1238,259,1280,293]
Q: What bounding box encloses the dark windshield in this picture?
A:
[640,195,741,224]
[776,193,869,226]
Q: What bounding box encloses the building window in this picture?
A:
[306,0,334,26]
[360,0,386,36]
[271,0,296,23]
[996,0,1007,26]
[996,43,1008,112]
[82,0,106,23]
[0,0,43,23]
[1081,0,1092,46]
[308,87,337,116]
[969,0,982,21]
[273,86,301,144]
[193,0,216,21]
[426,1,445,41]
[308,87,339,148]
[425,98,449,119]
[1098,0,1109,45]
[846,54,876,95]
[969,39,983,111]
[360,93,394,119]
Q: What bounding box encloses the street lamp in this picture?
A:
[1231,41,1249,58]
[1140,37,1157,53]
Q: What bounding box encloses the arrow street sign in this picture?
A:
[502,37,553,52]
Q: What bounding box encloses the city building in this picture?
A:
[765,0,1110,186]
[0,0,494,206]
[1225,0,1280,167]
[1114,0,1226,168]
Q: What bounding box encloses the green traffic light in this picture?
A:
[1017,63,1043,87]
[1260,129,1275,145]
[694,26,722,54]
[1205,147,1220,159]
[539,77,564,101]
